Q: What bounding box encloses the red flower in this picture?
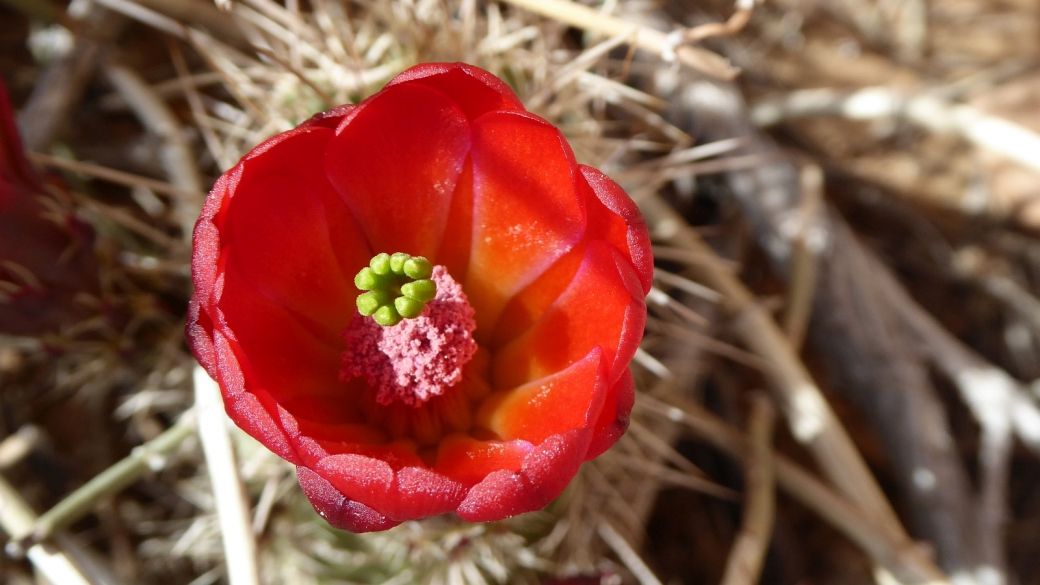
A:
[187,63,651,532]
[0,79,97,336]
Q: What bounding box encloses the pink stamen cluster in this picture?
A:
[341,266,478,407]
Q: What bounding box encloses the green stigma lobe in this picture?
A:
[354,252,438,327]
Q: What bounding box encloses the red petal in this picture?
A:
[491,242,644,390]
[186,297,216,377]
[391,467,466,520]
[585,368,635,460]
[434,433,533,486]
[387,63,524,120]
[579,165,653,294]
[217,257,347,405]
[0,78,42,190]
[455,428,591,522]
[225,127,369,338]
[300,104,356,130]
[478,349,608,444]
[325,83,471,258]
[190,169,233,308]
[212,331,299,464]
[316,446,465,521]
[466,111,586,335]
[297,467,400,532]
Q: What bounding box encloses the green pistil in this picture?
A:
[354,252,436,327]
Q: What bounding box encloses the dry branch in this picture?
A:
[638,395,946,583]
[718,392,776,585]
[751,87,1040,175]
[0,475,93,585]
[637,192,909,546]
[498,0,739,79]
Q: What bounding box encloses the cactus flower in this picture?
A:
[0,79,97,336]
[187,63,651,532]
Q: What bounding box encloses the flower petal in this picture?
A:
[466,111,586,336]
[579,165,653,294]
[491,241,644,390]
[316,447,465,521]
[433,157,474,281]
[434,433,533,486]
[455,428,591,522]
[385,62,523,120]
[226,172,363,338]
[478,348,608,444]
[325,83,471,258]
[585,368,635,460]
[0,77,42,190]
[297,467,400,532]
[490,172,644,347]
[212,330,299,464]
[217,256,348,404]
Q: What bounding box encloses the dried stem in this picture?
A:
[639,395,947,584]
[23,413,196,544]
[28,152,205,203]
[598,521,664,585]
[0,425,43,470]
[0,475,93,585]
[498,0,739,79]
[637,192,909,546]
[103,62,204,241]
[193,366,261,585]
[718,392,776,585]
[781,165,823,351]
[752,87,1040,175]
[16,5,123,150]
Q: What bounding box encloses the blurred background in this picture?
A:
[1,0,1040,584]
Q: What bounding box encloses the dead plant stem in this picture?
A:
[719,392,776,585]
[24,413,196,544]
[637,193,909,545]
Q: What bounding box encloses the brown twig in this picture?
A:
[719,392,776,585]
[167,38,235,171]
[0,476,95,585]
[103,62,204,241]
[497,0,740,80]
[28,152,205,203]
[637,192,909,546]
[781,164,823,350]
[681,0,754,45]
[16,5,124,150]
[639,394,947,584]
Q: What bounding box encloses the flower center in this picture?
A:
[341,263,478,407]
[354,252,439,326]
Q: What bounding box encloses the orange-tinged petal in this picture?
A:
[325,83,470,258]
[478,349,607,444]
[465,111,586,336]
[490,173,640,347]
[433,156,474,281]
[434,433,533,486]
[491,242,644,390]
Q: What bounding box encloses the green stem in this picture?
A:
[26,412,197,543]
